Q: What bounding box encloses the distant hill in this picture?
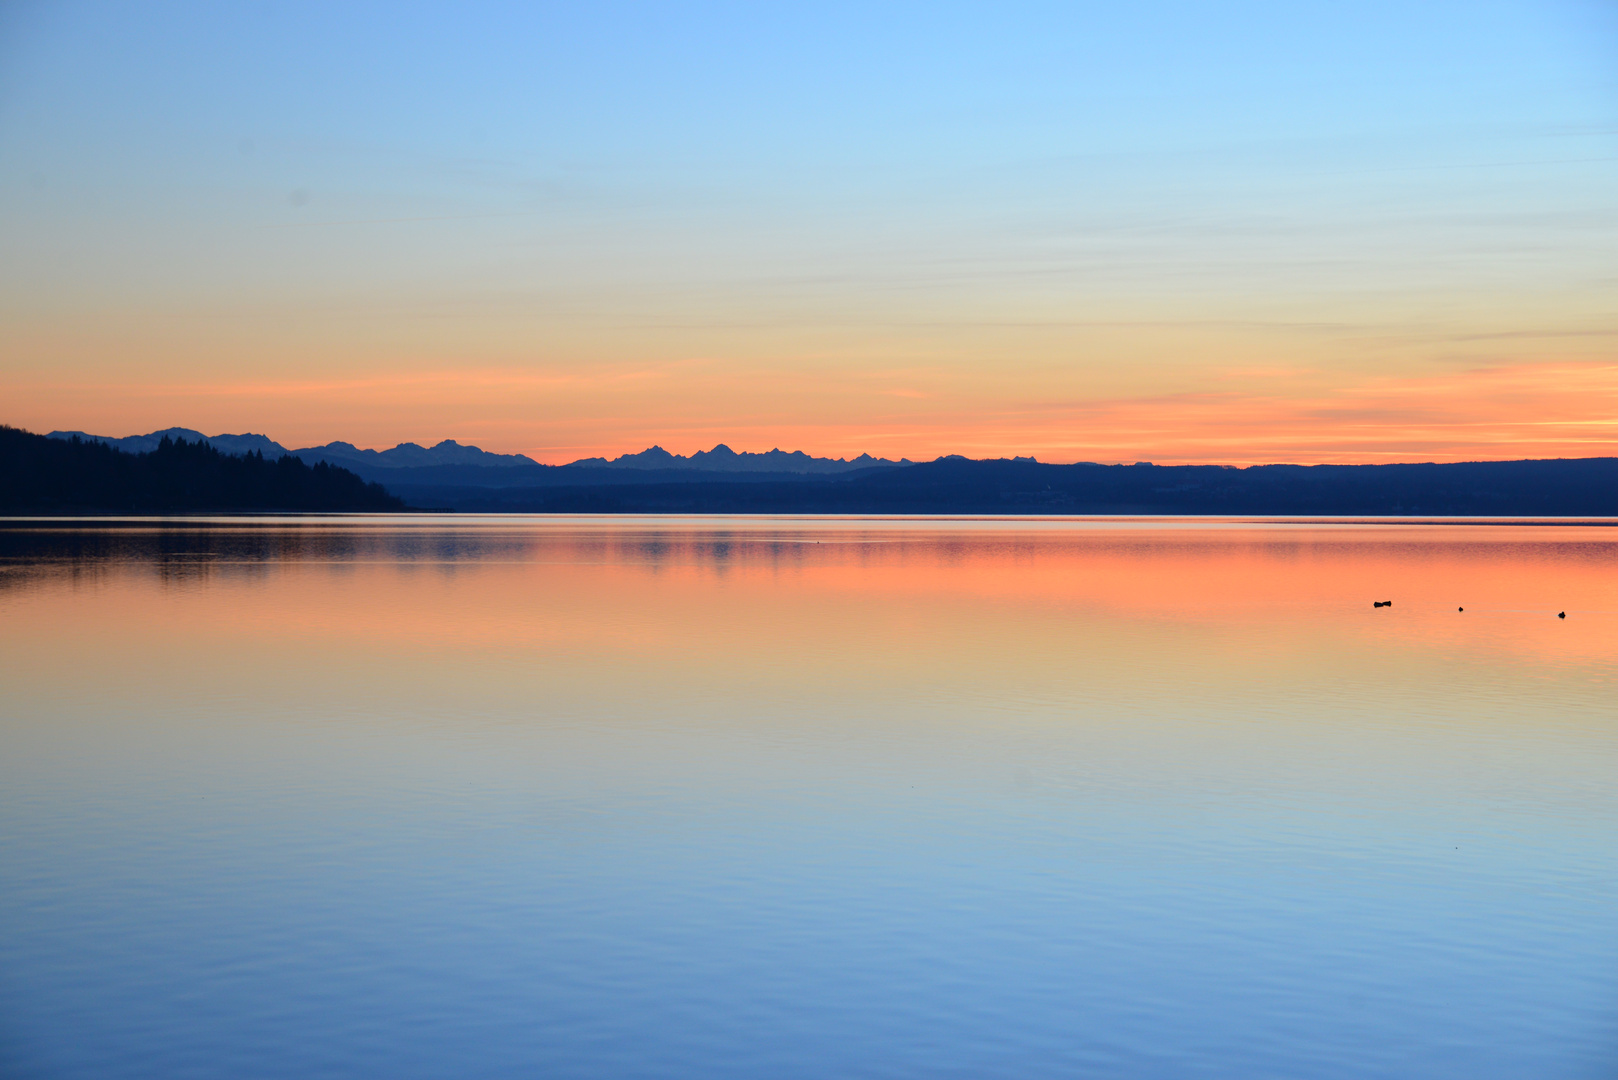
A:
[49,427,292,460]
[46,430,912,490]
[292,438,542,471]
[48,428,543,475]
[28,426,1618,516]
[397,456,1618,517]
[564,443,912,474]
[6,426,403,513]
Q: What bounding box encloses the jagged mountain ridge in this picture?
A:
[45,430,915,475]
[565,443,913,474]
[47,429,539,470]
[30,428,1618,515]
[49,428,292,460]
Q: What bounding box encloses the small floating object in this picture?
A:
[1373,600,1392,608]
[1458,607,1464,612]
[1559,611,1566,619]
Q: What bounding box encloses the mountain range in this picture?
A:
[35,426,1618,516]
[46,428,913,484]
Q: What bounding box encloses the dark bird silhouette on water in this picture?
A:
[1559,611,1566,619]
[1374,600,1392,608]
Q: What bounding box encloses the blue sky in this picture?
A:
[2,1,1615,461]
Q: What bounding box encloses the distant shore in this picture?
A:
[7,424,1618,516]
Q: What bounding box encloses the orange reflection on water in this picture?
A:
[4,518,1614,699]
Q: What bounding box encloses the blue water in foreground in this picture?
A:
[1,517,1614,1078]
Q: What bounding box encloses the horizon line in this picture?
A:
[22,424,1618,471]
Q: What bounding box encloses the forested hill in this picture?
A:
[1,425,404,513]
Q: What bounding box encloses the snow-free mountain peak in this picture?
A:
[565,443,912,474]
[48,428,291,459]
[46,430,917,478]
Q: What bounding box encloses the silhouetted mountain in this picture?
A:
[293,439,542,471]
[49,427,291,459]
[565,443,912,473]
[400,456,1618,516]
[46,430,903,485]
[50,429,906,474]
[30,425,1618,515]
[49,428,546,474]
[6,426,403,512]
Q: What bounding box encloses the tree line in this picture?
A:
[0,425,405,512]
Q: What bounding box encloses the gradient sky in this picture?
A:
[2,1,1615,463]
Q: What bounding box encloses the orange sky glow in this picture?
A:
[3,2,1614,465]
[7,359,1615,466]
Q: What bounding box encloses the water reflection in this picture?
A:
[4,516,1613,666]
[1,517,1615,1079]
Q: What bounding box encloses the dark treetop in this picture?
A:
[1,425,404,513]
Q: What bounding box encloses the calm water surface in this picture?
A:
[1,516,1615,1079]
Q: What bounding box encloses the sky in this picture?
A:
[1,0,1615,464]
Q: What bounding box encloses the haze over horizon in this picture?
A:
[3,1,1616,465]
[31,422,1618,471]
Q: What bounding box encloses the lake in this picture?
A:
[1,516,1614,1078]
